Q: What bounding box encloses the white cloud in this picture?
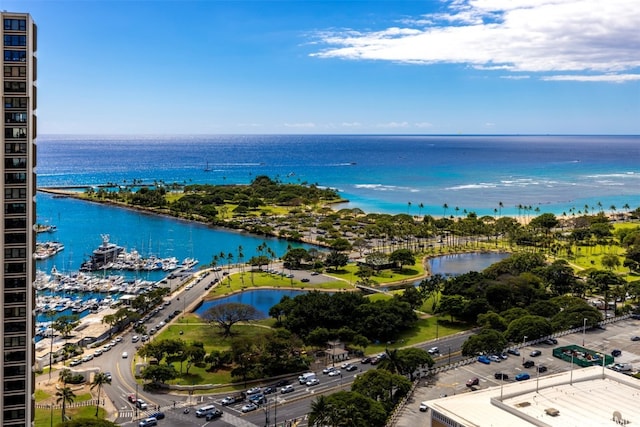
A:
[341,122,363,127]
[542,73,640,83]
[500,75,530,80]
[311,0,640,80]
[414,122,434,128]
[377,121,410,128]
[283,122,316,128]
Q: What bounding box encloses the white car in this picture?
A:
[241,403,258,413]
[122,352,128,358]
[322,366,336,374]
[428,347,440,355]
[306,378,320,386]
[328,369,341,377]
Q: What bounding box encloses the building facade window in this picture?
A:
[3,19,26,31]
[4,97,27,109]
[3,66,26,78]
[3,50,26,62]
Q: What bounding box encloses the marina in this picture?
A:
[34,241,65,260]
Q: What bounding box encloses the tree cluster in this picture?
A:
[270,290,417,344]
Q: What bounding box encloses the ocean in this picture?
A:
[36,134,640,275]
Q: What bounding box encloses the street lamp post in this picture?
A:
[582,318,588,347]
[522,336,528,363]
[135,382,138,417]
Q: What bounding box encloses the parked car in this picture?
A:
[515,372,530,381]
[488,355,501,363]
[494,372,509,380]
[544,338,558,345]
[530,350,542,357]
[477,355,491,364]
[523,360,535,368]
[419,401,429,412]
[301,278,310,283]
[611,349,622,357]
[70,358,82,367]
[537,365,548,373]
[631,336,640,341]
[466,377,479,387]
[507,348,520,356]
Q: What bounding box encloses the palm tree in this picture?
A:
[418,202,424,217]
[46,309,57,381]
[442,203,448,218]
[90,372,112,417]
[56,386,76,423]
[309,395,332,426]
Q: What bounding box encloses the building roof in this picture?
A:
[427,366,640,426]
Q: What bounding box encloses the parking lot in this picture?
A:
[397,317,640,427]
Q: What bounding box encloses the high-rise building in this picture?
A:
[1,12,36,426]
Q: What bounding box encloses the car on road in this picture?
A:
[128,394,137,403]
[122,351,128,358]
[263,386,276,394]
[477,355,491,364]
[328,369,341,377]
[361,357,372,364]
[206,409,223,421]
[306,378,320,386]
[632,336,640,341]
[428,347,440,355]
[537,365,548,373]
[466,377,479,387]
[275,379,291,387]
[530,350,542,357]
[104,371,112,381]
[138,417,157,427]
[419,401,428,412]
[141,335,149,342]
[611,349,622,357]
[323,366,336,374]
[149,412,165,420]
[136,399,148,410]
[345,364,357,372]
[494,372,509,380]
[507,348,520,356]
[523,360,535,368]
[246,386,261,395]
[515,372,531,381]
[249,394,266,404]
[281,385,295,394]
[241,403,258,413]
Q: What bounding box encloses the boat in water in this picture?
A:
[80,234,124,272]
[34,241,65,260]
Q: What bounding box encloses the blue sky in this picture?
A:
[7,0,640,135]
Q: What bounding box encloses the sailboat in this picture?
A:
[204,160,212,172]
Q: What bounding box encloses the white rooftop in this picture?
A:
[427,366,640,426]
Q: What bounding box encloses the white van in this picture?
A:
[613,363,632,372]
[132,335,140,343]
[195,404,217,417]
[298,372,316,384]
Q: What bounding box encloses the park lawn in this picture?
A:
[35,407,106,427]
[154,322,275,386]
[205,270,350,299]
[366,317,467,355]
[34,389,50,402]
[325,262,425,286]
